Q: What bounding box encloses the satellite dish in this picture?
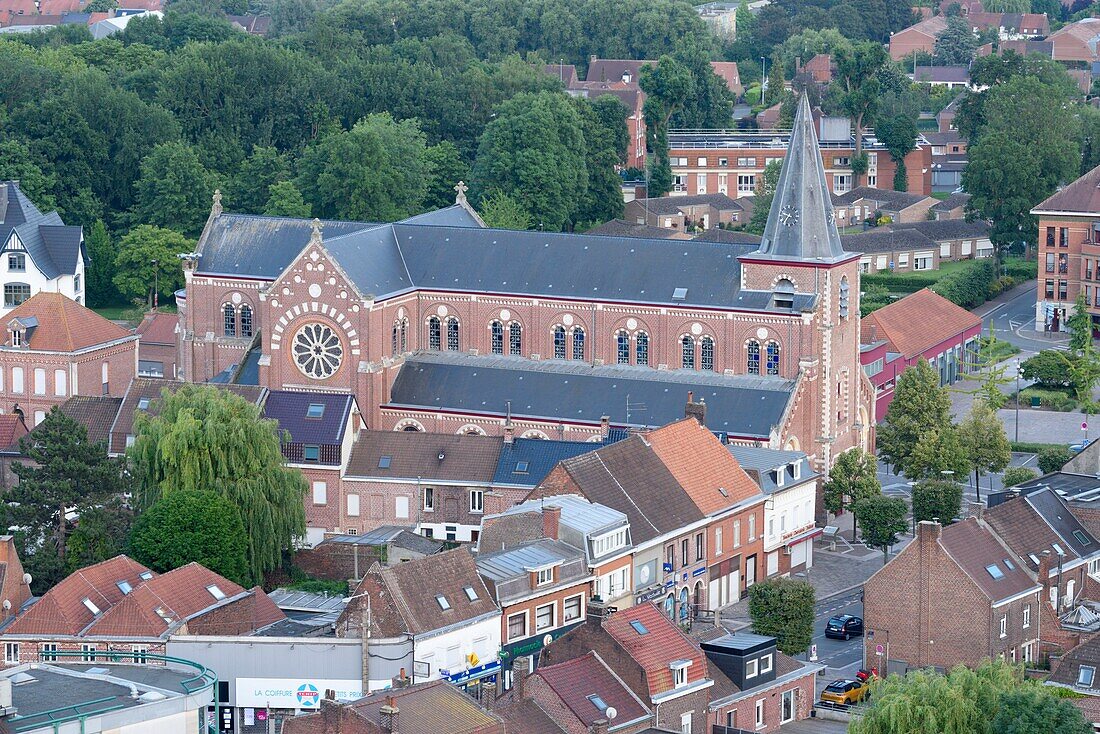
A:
[3,600,11,611]
[542,634,553,647]
[605,707,617,721]
[22,574,30,586]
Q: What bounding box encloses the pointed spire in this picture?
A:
[756,93,846,262]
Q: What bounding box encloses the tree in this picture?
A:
[228,146,291,215]
[6,408,129,592]
[934,16,979,65]
[911,479,963,525]
[129,385,306,583]
[263,181,311,218]
[853,494,908,563]
[64,499,131,575]
[831,43,888,187]
[874,112,918,191]
[130,141,217,237]
[1002,466,1038,487]
[84,220,119,307]
[823,448,882,541]
[765,53,786,109]
[1038,445,1073,475]
[639,56,692,198]
[958,401,1012,499]
[0,139,58,212]
[297,113,430,223]
[574,96,627,225]
[746,161,782,235]
[1068,291,1094,353]
[991,687,1092,734]
[1021,350,1075,388]
[747,577,815,655]
[908,426,970,481]
[421,141,470,211]
[1060,344,1100,406]
[130,489,250,586]
[471,92,588,230]
[113,226,190,308]
[878,360,953,475]
[478,190,531,230]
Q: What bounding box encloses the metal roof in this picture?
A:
[0,182,85,280]
[268,588,348,613]
[475,539,584,583]
[494,495,629,536]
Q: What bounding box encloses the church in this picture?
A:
[178,94,874,475]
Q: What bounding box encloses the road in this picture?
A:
[981,282,1064,352]
[807,590,864,670]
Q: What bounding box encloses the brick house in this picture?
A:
[846,220,993,275]
[476,533,594,686]
[0,555,285,666]
[1046,634,1100,727]
[0,292,137,426]
[863,520,1042,673]
[623,194,750,231]
[541,600,713,734]
[520,651,655,733]
[859,288,982,419]
[931,192,971,220]
[135,310,179,379]
[912,65,971,90]
[1048,17,1100,64]
[832,187,938,227]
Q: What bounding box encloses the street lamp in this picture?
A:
[1015,359,1021,443]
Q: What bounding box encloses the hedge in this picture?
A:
[1010,441,1063,453]
[1018,387,1077,412]
[863,273,940,294]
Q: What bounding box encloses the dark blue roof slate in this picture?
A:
[399,203,483,228]
[262,390,354,446]
[492,437,604,487]
[322,224,412,299]
[0,182,83,279]
[234,345,262,385]
[387,352,796,438]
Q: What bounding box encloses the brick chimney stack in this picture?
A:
[589,720,609,734]
[684,391,707,426]
[917,520,941,543]
[543,505,561,541]
[1038,551,1053,603]
[379,695,399,734]
[512,656,530,699]
[586,596,609,627]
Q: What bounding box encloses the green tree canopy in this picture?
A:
[991,687,1092,734]
[478,190,531,230]
[908,427,970,481]
[831,42,888,186]
[131,141,217,237]
[911,479,963,525]
[84,220,119,307]
[934,16,979,65]
[129,385,306,583]
[853,494,908,563]
[823,448,882,540]
[64,499,131,575]
[1002,466,1038,487]
[228,146,291,215]
[113,225,190,308]
[957,401,1011,499]
[639,55,692,198]
[747,577,815,655]
[130,489,250,586]
[263,181,311,218]
[1021,350,1075,388]
[1038,445,1073,475]
[878,360,953,475]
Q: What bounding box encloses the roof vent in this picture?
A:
[85,667,110,675]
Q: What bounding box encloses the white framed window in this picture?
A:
[564,594,583,622]
[748,514,756,540]
[423,487,434,512]
[470,489,484,514]
[760,653,773,674]
[33,411,44,426]
[535,602,555,632]
[507,612,527,641]
[737,174,755,194]
[697,156,707,166]
[832,174,852,194]
[1023,605,1031,629]
[33,368,44,395]
[131,645,148,663]
[746,657,758,679]
[671,660,690,688]
[347,494,360,517]
[737,157,755,166]
[591,528,628,557]
[39,643,57,662]
[536,567,554,586]
[1080,665,1096,687]
[80,643,98,662]
[715,526,723,556]
[999,614,1007,638]
[54,369,66,397]
[781,689,795,723]
[395,496,409,519]
[3,642,18,664]
[696,173,707,194]
[600,566,629,599]
[680,712,692,734]
[755,699,765,728]
[312,481,327,505]
[898,253,909,267]
[734,519,741,547]
[718,173,728,193]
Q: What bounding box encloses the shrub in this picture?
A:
[1019,387,1077,411]
[1038,445,1073,474]
[1002,466,1038,487]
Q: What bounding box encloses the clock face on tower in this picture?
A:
[292,323,343,379]
[779,205,799,227]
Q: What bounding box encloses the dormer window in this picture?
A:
[139,571,153,581]
[7,254,24,272]
[10,330,20,348]
[536,567,554,586]
[671,660,691,688]
[206,584,226,601]
[793,460,801,480]
[775,468,785,487]
[774,279,795,310]
[117,581,132,595]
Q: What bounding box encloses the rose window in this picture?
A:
[292,323,343,379]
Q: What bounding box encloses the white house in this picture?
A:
[0,181,86,315]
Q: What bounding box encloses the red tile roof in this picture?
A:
[346,679,503,733]
[5,555,150,636]
[135,311,177,345]
[860,288,981,358]
[5,292,132,352]
[1034,163,1100,215]
[603,602,707,697]
[645,418,763,516]
[535,651,650,727]
[0,414,27,450]
[38,0,83,13]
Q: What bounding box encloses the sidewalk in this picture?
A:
[973,280,1036,319]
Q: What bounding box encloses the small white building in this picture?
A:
[0,181,86,315]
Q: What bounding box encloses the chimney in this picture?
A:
[391,668,410,689]
[503,419,514,445]
[589,720,609,734]
[512,656,530,699]
[600,415,610,439]
[543,505,561,541]
[586,596,609,627]
[1038,551,1053,601]
[685,391,707,426]
[917,520,941,543]
[379,695,399,734]
[969,501,985,521]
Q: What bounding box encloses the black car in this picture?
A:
[825,614,864,640]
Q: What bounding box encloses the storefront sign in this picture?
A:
[235,678,363,709]
[691,567,706,577]
[444,660,501,686]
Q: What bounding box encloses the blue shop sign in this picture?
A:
[444,660,501,686]
[662,562,674,573]
[692,567,706,577]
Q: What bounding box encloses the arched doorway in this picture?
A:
[663,593,675,620]
[693,581,704,615]
[678,587,689,622]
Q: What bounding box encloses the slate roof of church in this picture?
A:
[387,351,796,439]
[0,182,85,280]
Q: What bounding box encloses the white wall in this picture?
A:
[763,479,817,555]
[414,614,500,683]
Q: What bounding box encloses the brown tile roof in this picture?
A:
[938,518,1040,603]
[584,219,681,239]
[343,548,497,638]
[0,414,26,451]
[38,0,82,13]
[604,602,707,697]
[5,555,151,636]
[710,61,742,94]
[347,679,502,733]
[4,293,133,352]
[1049,633,1100,692]
[985,497,1079,572]
[493,695,564,734]
[645,418,763,516]
[535,650,650,727]
[54,395,121,447]
[135,311,177,345]
[345,430,502,482]
[860,288,981,358]
[1034,163,1100,214]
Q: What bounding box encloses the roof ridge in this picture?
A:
[590,448,660,536]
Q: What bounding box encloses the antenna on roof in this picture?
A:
[625,394,647,425]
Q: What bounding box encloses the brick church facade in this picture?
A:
[178,94,874,476]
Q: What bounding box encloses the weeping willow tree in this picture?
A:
[129,385,306,585]
[851,659,1086,734]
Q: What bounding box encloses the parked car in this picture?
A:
[825,614,864,640]
[820,678,870,706]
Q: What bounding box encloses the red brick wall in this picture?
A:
[710,670,816,731]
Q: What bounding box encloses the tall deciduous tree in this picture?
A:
[84,220,119,307]
[263,181,311,218]
[907,426,970,481]
[131,141,217,237]
[1068,291,1093,353]
[478,190,531,230]
[228,146,291,214]
[113,225,190,308]
[874,112,918,191]
[823,448,882,541]
[640,56,692,198]
[992,687,1092,734]
[129,385,306,583]
[877,360,953,476]
[853,494,908,563]
[957,401,1011,499]
[130,489,250,586]
[6,408,130,592]
[831,43,888,187]
[911,479,963,526]
[748,577,815,655]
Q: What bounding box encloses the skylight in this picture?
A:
[1074,530,1092,546]
[82,598,101,615]
[436,595,451,611]
[1053,543,1066,556]
[306,403,325,419]
[117,580,132,595]
[672,287,688,300]
[137,398,151,411]
[378,456,392,469]
[206,584,226,601]
[514,461,529,473]
[139,571,154,581]
[630,620,649,635]
[1028,554,1041,566]
[587,694,609,712]
[1002,558,1015,571]
[464,586,478,601]
[985,564,1004,580]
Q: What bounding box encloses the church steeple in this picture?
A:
[755,93,847,263]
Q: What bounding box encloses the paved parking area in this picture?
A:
[779,717,850,733]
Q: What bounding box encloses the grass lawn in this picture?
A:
[93,304,177,323]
